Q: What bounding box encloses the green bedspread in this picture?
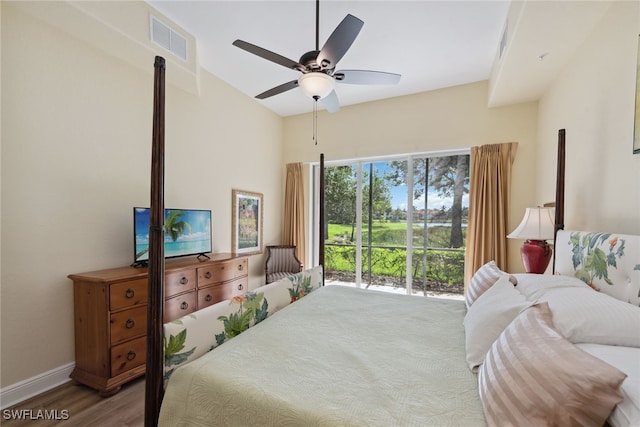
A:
[158,285,486,426]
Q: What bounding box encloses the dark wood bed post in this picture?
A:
[319,153,325,285]
[145,56,166,427]
[552,129,566,274]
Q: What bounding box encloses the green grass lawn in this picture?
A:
[326,222,463,248]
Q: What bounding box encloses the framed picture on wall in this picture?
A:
[232,189,263,255]
[634,34,640,154]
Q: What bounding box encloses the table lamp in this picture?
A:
[507,207,555,274]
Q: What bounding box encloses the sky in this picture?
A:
[370,162,469,211]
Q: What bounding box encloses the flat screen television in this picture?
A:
[133,207,212,264]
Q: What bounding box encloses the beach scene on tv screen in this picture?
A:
[135,208,212,261]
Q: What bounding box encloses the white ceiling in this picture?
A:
[147,0,512,117]
[12,1,615,118]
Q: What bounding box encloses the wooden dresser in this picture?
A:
[69,253,248,396]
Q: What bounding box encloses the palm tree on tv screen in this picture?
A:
[165,210,191,241]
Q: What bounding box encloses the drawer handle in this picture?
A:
[204,271,212,279]
[125,288,135,299]
[205,294,212,302]
[179,276,189,285]
[237,284,244,291]
[125,318,135,329]
[180,301,189,310]
[238,264,244,271]
[127,350,136,361]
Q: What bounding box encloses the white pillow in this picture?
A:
[464,274,533,371]
[576,343,640,427]
[466,261,516,308]
[513,273,590,300]
[535,286,640,347]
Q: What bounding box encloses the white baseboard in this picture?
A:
[0,363,75,409]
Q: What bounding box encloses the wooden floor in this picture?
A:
[2,377,145,426]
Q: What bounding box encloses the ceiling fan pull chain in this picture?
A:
[313,99,318,145]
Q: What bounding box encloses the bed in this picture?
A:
[159,279,485,426]
[155,229,639,427]
[145,60,639,426]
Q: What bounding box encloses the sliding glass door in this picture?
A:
[314,151,469,296]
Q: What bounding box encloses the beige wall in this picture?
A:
[283,81,539,273]
[1,4,283,388]
[537,0,640,235]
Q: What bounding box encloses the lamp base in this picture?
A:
[520,240,552,274]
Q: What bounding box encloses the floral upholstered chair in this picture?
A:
[265,245,303,284]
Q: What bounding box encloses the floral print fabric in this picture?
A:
[163,265,323,379]
[555,230,640,306]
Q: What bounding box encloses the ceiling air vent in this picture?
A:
[150,15,187,61]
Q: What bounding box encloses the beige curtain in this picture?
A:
[283,163,306,265]
[464,142,518,290]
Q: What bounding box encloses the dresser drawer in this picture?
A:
[165,269,196,297]
[197,277,248,309]
[110,279,148,311]
[229,276,248,296]
[111,336,146,377]
[165,291,196,322]
[110,306,147,345]
[197,258,247,286]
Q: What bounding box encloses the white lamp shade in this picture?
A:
[298,72,335,99]
[507,207,555,241]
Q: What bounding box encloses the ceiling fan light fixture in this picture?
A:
[298,72,335,99]
[233,3,399,111]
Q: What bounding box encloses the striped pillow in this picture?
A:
[478,303,626,427]
[466,261,516,308]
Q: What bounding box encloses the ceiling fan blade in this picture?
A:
[333,70,401,85]
[233,39,304,71]
[316,14,364,70]
[255,80,299,99]
[320,90,340,113]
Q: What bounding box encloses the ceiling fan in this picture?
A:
[232,0,401,113]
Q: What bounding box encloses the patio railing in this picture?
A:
[323,243,465,292]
